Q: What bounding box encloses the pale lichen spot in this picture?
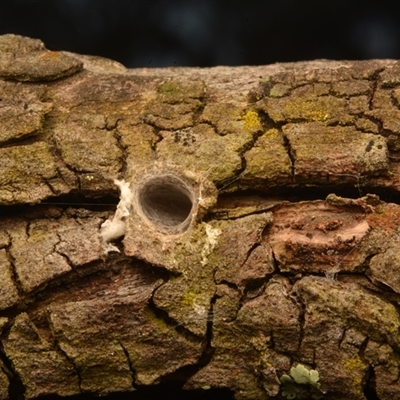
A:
[201,223,221,265]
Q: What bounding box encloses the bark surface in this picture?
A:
[1,34,400,400]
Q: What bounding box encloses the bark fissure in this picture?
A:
[155,294,216,388]
[118,341,138,389]
[112,122,128,179]
[4,242,24,301]
[51,336,83,393]
[363,365,380,400]
[0,341,24,400]
[147,295,203,343]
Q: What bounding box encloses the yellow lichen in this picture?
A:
[241,110,263,132]
[181,291,196,307]
[343,356,366,389]
[284,99,329,122]
[263,128,279,140]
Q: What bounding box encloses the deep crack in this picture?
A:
[4,241,25,301]
[47,314,83,392]
[363,365,379,400]
[147,297,203,343]
[157,292,217,387]
[282,132,295,182]
[0,340,25,400]
[112,121,128,178]
[290,284,307,354]
[119,341,138,389]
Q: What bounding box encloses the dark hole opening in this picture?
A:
[138,175,195,233]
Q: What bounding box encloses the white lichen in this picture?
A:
[100,179,133,254]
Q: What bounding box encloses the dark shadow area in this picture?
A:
[136,174,195,234]
[0,194,118,218]
[37,386,234,400]
[216,183,400,206]
[0,0,399,68]
[363,366,380,400]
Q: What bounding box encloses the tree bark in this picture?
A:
[1,34,400,400]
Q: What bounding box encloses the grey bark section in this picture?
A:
[1,34,400,400]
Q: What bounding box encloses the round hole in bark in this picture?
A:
[137,174,195,234]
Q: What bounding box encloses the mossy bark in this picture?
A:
[1,34,400,400]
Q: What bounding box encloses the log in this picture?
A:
[0,33,400,400]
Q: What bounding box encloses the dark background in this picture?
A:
[1,0,400,68]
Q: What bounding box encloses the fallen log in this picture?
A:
[0,34,400,400]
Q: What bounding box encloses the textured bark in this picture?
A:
[1,34,400,400]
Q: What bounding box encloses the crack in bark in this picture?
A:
[0,340,25,400]
[282,133,295,182]
[151,131,163,160]
[51,335,83,393]
[216,111,267,193]
[356,338,380,400]
[0,257,142,319]
[368,68,385,112]
[147,296,203,343]
[24,220,31,240]
[156,292,217,388]
[54,232,76,272]
[287,279,307,356]
[118,341,138,389]
[42,179,58,197]
[363,365,380,400]
[48,125,81,189]
[4,240,25,301]
[38,194,118,211]
[235,219,271,280]
[3,177,400,212]
[112,119,128,178]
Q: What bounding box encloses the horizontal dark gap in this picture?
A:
[0,183,400,218]
[216,183,400,206]
[0,133,43,149]
[0,194,119,217]
[37,386,234,400]
[40,192,119,210]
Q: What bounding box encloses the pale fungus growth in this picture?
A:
[100,179,133,254]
